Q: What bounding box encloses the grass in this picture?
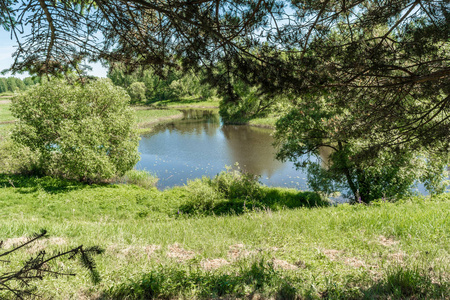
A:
[0,174,448,299]
[0,93,448,299]
[116,169,159,189]
[248,116,278,128]
[147,96,220,109]
[0,102,15,123]
[133,107,183,134]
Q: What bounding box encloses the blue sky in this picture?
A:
[0,29,107,79]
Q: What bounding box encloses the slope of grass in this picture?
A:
[148,96,220,108]
[134,108,183,134]
[0,175,448,299]
[0,102,14,123]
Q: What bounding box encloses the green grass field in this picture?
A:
[0,174,448,299]
[0,93,448,299]
[148,96,220,109]
[0,102,14,124]
[134,108,183,134]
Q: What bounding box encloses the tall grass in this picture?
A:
[119,169,159,189]
[0,174,448,299]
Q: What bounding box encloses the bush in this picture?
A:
[183,178,224,212]
[180,167,328,215]
[10,79,140,183]
[210,165,262,200]
[0,139,40,174]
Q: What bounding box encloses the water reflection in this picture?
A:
[137,109,308,189]
[221,125,285,177]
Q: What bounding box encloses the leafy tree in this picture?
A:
[10,79,140,183]
[108,63,213,102]
[22,77,34,86]
[127,81,147,103]
[274,97,448,202]
[5,77,17,92]
[0,78,7,93]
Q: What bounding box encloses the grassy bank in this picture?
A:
[147,96,220,109]
[0,174,449,299]
[1,93,448,299]
[0,101,14,124]
[134,108,184,134]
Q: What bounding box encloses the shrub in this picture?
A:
[0,139,40,174]
[11,79,140,183]
[210,165,262,200]
[183,178,224,212]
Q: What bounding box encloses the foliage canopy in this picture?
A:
[11,79,140,182]
[1,0,447,150]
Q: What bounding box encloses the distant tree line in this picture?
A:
[0,77,39,94]
[108,63,216,103]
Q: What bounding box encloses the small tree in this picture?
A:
[274,97,449,203]
[127,81,147,103]
[11,79,140,183]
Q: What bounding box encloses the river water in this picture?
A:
[135,109,440,198]
[136,109,311,190]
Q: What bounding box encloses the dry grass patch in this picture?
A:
[166,243,196,261]
[106,244,161,260]
[322,249,343,261]
[342,257,366,268]
[227,244,255,260]
[388,251,407,263]
[1,236,28,249]
[378,235,399,247]
[272,259,298,270]
[144,244,161,258]
[322,249,370,268]
[200,258,229,270]
[1,236,67,253]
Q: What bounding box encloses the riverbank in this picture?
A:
[134,107,184,134]
[1,95,449,299]
[0,175,448,299]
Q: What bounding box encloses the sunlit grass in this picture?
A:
[117,169,159,189]
[0,175,448,299]
[148,96,220,108]
[0,103,14,123]
[134,107,183,127]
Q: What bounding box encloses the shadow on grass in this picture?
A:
[104,262,448,300]
[104,260,298,300]
[179,189,329,216]
[0,174,108,194]
[358,267,449,300]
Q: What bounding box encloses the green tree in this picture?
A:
[11,79,140,183]
[6,77,17,92]
[23,77,34,86]
[0,78,7,93]
[14,77,25,90]
[127,81,147,103]
[274,94,448,202]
